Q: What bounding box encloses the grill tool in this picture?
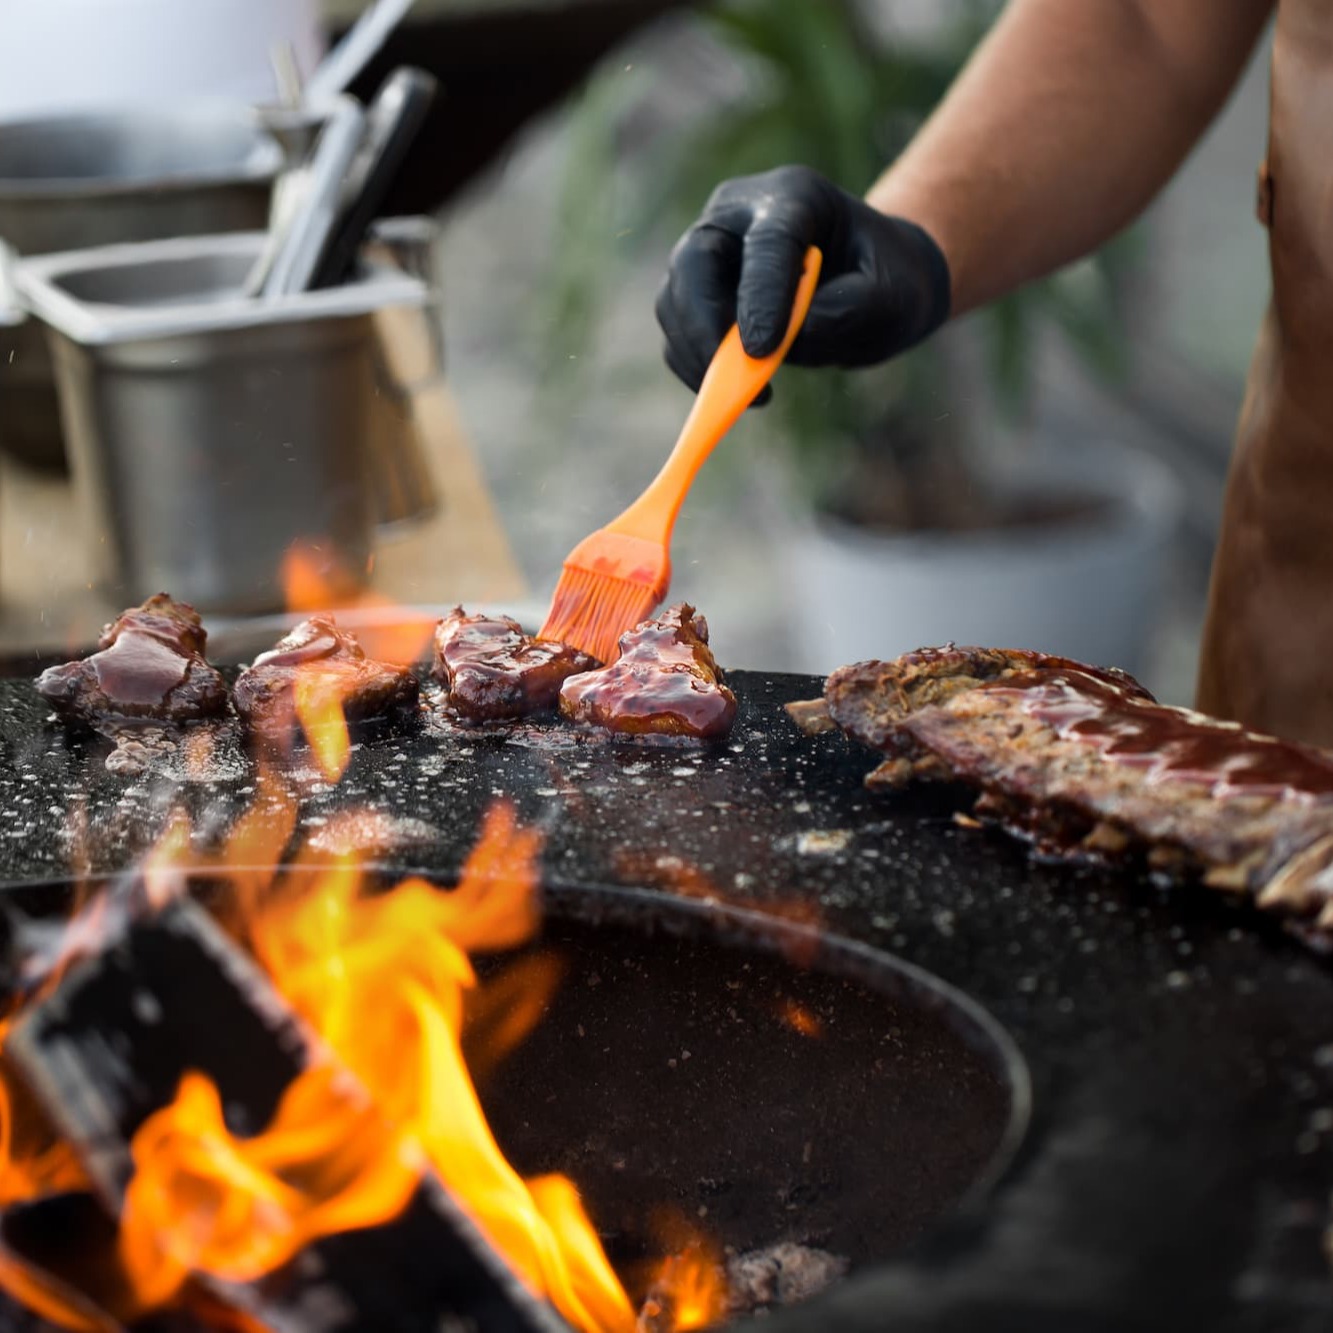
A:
[309,67,438,290]
[540,247,822,665]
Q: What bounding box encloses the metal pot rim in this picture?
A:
[0,104,283,199]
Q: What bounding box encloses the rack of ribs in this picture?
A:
[790,646,1333,944]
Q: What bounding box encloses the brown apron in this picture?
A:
[1196,1,1333,745]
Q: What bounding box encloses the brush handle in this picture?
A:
[609,246,823,546]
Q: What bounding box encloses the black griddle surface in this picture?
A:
[1,669,1332,1330]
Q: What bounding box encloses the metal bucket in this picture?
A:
[0,104,283,470]
[16,232,429,616]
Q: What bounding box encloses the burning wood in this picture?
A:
[0,788,756,1332]
[636,1244,727,1333]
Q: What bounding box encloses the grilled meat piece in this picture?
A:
[35,594,228,727]
[432,609,599,721]
[234,616,419,736]
[559,603,737,739]
[800,646,1333,941]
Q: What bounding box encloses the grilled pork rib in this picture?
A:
[792,646,1333,939]
[432,609,600,721]
[36,594,229,727]
[234,616,419,736]
[560,603,737,739]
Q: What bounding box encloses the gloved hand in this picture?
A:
[655,164,951,402]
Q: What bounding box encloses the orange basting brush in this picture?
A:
[540,245,823,663]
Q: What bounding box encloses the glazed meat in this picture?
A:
[792,646,1333,941]
[35,594,228,727]
[234,616,419,736]
[559,603,736,739]
[432,608,599,721]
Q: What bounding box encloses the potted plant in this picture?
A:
[542,0,1182,678]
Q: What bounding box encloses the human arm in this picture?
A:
[655,0,1274,386]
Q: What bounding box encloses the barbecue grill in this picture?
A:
[0,659,1331,1330]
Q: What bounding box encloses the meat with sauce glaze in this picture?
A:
[559,603,736,739]
[234,615,419,737]
[36,594,228,727]
[432,608,599,721]
[791,646,1333,944]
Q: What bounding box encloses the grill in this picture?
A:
[1,663,1331,1329]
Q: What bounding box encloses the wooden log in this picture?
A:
[7,897,565,1333]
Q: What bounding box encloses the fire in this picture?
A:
[242,801,637,1333]
[276,543,438,785]
[777,998,823,1039]
[0,778,735,1328]
[462,952,566,1089]
[291,669,353,784]
[0,1021,105,1332]
[118,1065,421,1310]
[281,542,436,668]
[638,1242,728,1333]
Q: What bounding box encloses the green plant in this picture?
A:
[542,0,1141,526]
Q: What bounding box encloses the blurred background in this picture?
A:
[0,0,1274,701]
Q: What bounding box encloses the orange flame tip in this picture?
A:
[119,1066,420,1308]
[291,670,353,785]
[281,543,435,668]
[777,999,823,1040]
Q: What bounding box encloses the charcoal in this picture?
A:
[7,898,565,1333]
[0,1192,124,1331]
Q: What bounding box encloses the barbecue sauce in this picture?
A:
[36,594,227,724]
[559,603,736,739]
[432,609,599,721]
[990,669,1333,801]
[251,618,352,669]
[91,631,190,706]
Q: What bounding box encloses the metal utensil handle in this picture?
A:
[260,97,366,299]
[305,0,416,103]
[308,67,438,290]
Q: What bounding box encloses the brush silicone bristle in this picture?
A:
[541,568,661,664]
[540,532,668,663]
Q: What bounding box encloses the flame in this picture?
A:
[0,1023,107,1332]
[462,952,566,1089]
[638,1242,728,1333]
[291,669,353,784]
[0,787,738,1332]
[282,543,435,668]
[777,999,823,1039]
[118,1065,421,1310]
[243,801,637,1332]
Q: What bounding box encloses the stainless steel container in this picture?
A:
[16,232,429,616]
[0,104,283,470]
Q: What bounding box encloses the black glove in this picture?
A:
[655,164,951,402]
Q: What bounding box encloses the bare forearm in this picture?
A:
[868,0,1273,315]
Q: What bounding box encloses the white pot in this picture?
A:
[0,0,326,117]
[782,440,1184,682]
